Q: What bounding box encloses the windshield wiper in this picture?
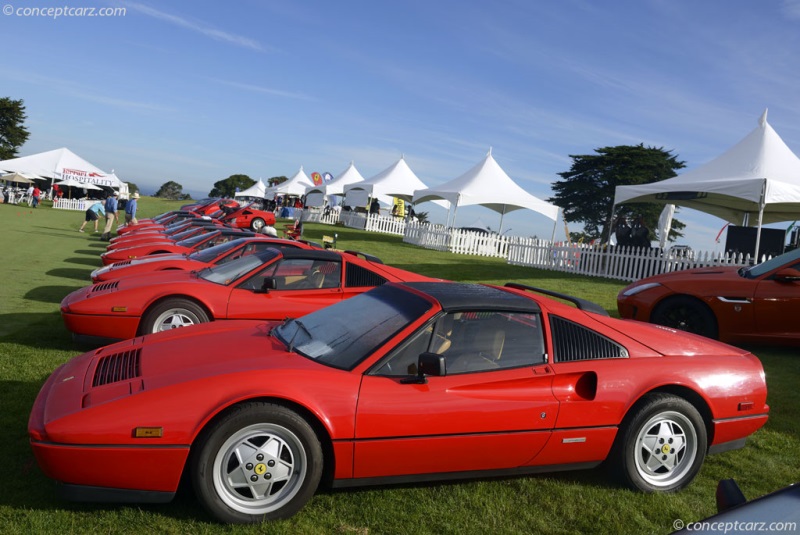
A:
[288,319,312,353]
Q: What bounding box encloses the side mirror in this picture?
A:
[401,352,446,384]
[254,277,277,294]
[773,268,800,282]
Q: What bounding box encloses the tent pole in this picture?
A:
[753,179,767,260]
[550,208,560,244]
[499,205,507,232]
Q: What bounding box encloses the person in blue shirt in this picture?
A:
[79,201,106,233]
[125,192,139,226]
[101,191,119,241]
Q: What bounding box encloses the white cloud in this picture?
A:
[127,2,265,52]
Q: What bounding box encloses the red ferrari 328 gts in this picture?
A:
[61,247,431,343]
[33,281,768,523]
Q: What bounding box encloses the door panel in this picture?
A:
[354,367,558,478]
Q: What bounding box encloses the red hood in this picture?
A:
[39,320,322,425]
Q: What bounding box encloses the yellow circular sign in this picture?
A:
[255,463,267,475]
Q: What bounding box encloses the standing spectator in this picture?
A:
[31,185,41,208]
[26,184,34,205]
[125,192,139,226]
[79,201,106,233]
[100,191,119,241]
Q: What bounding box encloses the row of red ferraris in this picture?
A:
[29,199,770,524]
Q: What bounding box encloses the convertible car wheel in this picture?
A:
[250,218,266,231]
[651,296,718,339]
[614,393,707,492]
[140,298,209,334]
[192,403,323,524]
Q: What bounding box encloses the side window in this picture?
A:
[373,311,545,376]
[444,311,545,374]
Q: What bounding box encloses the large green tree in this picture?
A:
[268,175,288,187]
[209,174,254,198]
[549,144,686,245]
[154,180,189,200]
[0,97,30,160]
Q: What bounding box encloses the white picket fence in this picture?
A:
[290,213,767,281]
[507,239,764,282]
[52,198,88,211]
[403,221,513,258]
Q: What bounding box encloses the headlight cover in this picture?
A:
[621,282,662,297]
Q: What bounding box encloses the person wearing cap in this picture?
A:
[125,192,140,226]
[100,191,119,241]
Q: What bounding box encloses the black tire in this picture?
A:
[140,298,209,334]
[250,218,266,231]
[612,393,707,492]
[651,296,718,339]
[192,402,323,523]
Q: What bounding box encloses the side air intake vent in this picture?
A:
[91,281,119,293]
[93,348,142,387]
[113,260,133,267]
[550,316,628,362]
[345,264,388,288]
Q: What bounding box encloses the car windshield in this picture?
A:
[177,231,220,248]
[273,284,432,370]
[189,238,246,263]
[742,247,800,278]
[199,248,280,285]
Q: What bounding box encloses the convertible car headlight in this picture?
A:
[621,282,662,297]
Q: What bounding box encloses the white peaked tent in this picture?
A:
[267,167,315,197]
[305,161,365,207]
[342,156,428,208]
[412,149,560,231]
[614,110,800,256]
[235,178,267,198]
[0,147,123,189]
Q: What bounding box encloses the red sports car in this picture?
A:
[617,247,800,345]
[33,281,769,523]
[109,220,225,249]
[62,248,431,343]
[100,229,255,265]
[91,237,314,282]
[117,211,203,236]
[221,203,276,231]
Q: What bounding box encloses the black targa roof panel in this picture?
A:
[401,281,540,313]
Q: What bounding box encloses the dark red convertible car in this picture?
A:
[34,281,768,523]
[618,247,800,345]
[220,203,276,232]
[62,248,431,343]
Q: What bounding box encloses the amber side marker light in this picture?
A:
[134,427,163,438]
[111,307,127,312]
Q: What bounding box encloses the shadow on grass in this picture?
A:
[24,286,79,304]
[64,256,102,267]
[0,312,74,345]
[46,268,94,281]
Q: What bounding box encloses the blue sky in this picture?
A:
[3,0,800,250]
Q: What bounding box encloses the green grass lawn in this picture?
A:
[0,198,797,534]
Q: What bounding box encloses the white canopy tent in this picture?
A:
[2,171,40,184]
[412,149,560,231]
[614,110,800,256]
[342,156,429,208]
[266,167,315,198]
[235,178,267,198]
[0,147,124,189]
[305,161,365,207]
